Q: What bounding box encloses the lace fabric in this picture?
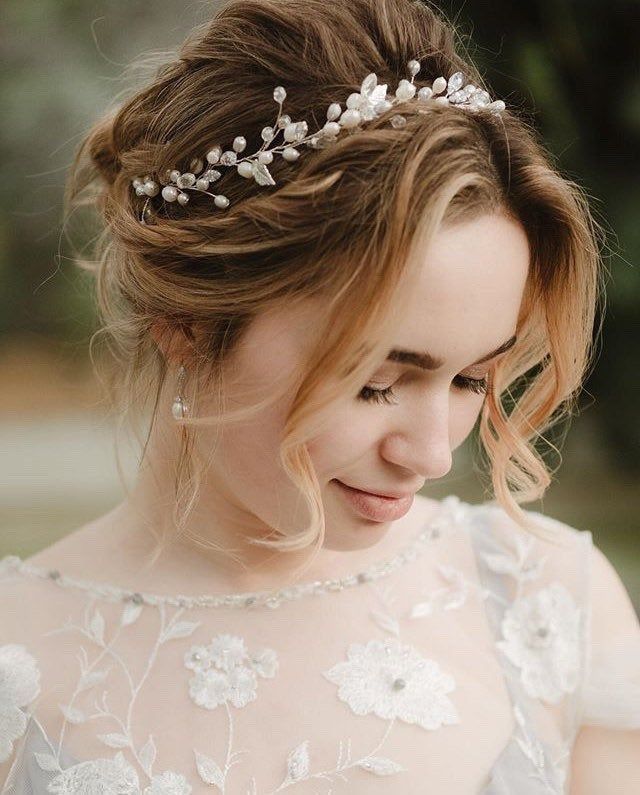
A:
[1,496,639,794]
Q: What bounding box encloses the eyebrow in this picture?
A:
[386,334,518,371]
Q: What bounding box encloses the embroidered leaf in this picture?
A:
[97,732,130,748]
[481,553,518,576]
[370,609,400,636]
[87,609,105,645]
[286,740,310,781]
[442,588,467,610]
[78,669,109,692]
[162,620,200,642]
[139,734,157,777]
[34,752,61,772]
[195,749,226,788]
[59,704,86,724]
[121,602,143,627]
[437,564,464,584]
[359,756,405,775]
[410,600,434,618]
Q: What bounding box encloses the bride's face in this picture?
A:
[191,211,529,552]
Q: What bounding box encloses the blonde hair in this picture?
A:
[64,0,604,579]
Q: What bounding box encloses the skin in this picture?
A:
[38,210,530,594]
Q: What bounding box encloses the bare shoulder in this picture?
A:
[22,502,147,582]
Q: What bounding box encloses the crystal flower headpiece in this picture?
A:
[131,59,506,223]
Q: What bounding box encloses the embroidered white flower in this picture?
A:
[323,637,459,730]
[184,633,278,710]
[497,582,581,703]
[0,643,41,763]
[46,750,140,794]
[143,769,193,794]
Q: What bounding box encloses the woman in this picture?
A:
[1,0,638,792]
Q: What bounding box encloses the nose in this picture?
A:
[381,396,453,481]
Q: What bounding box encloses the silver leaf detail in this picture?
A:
[253,161,276,186]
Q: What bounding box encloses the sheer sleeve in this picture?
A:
[578,543,640,731]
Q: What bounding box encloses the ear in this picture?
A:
[150,320,195,365]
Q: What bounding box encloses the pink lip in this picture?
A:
[338,482,413,499]
[333,480,414,522]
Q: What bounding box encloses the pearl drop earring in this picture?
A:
[171,364,189,419]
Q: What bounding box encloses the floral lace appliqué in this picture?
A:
[0,644,41,764]
[185,633,278,710]
[496,582,581,704]
[323,637,459,730]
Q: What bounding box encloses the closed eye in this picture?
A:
[357,373,488,405]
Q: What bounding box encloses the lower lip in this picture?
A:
[333,480,414,522]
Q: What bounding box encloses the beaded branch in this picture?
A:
[131,59,506,224]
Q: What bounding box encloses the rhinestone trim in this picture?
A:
[0,496,465,611]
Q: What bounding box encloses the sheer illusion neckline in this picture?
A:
[0,495,466,611]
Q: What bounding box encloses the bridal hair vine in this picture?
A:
[131,59,506,224]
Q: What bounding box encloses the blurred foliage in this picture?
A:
[0,0,638,471]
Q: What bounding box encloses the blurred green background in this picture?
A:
[0,1,638,609]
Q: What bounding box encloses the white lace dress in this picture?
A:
[1,496,639,794]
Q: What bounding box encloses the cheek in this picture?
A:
[450,394,486,449]
[306,406,373,475]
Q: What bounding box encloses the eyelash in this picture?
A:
[357,374,489,405]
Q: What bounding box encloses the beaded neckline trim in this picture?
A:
[0,495,466,610]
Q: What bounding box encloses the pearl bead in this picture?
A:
[132,178,144,188]
[203,169,221,182]
[171,397,187,417]
[206,147,222,164]
[395,79,416,101]
[143,181,159,197]
[214,195,229,209]
[233,136,247,152]
[195,178,210,191]
[346,92,362,109]
[135,185,147,197]
[261,126,275,142]
[282,147,299,162]
[417,87,433,101]
[432,76,447,95]
[407,59,421,77]
[169,169,181,182]
[339,109,362,129]
[322,121,340,136]
[273,86,286,103]
[161,186,178,202]
[237,161,254,178]
[277,114,291,129]
[258,151,273,164]
[326,103,341,121]
[177,192,189,206]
